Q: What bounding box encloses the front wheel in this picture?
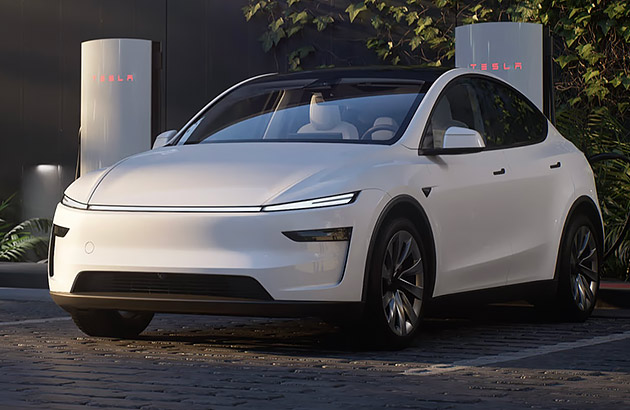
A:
[71,309,154,338]
[365,218,428,346]
[556,214,601,321]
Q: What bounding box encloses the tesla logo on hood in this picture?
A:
[92,74,135,83]
[469,62,523,71]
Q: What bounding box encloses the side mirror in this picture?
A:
[420,126,485,156]
[152,130,177,149]
[443,126,485,149]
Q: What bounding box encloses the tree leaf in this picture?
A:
[313,15,334,31]
[410,36,422,50]
[583,68,600,82]
[555,54,578,68]
[259,32,274,52]
[346,2,368,23]
[287,25,302,38]
[290,10,309,25]
[270,17,284,32]
[598,19,615,36]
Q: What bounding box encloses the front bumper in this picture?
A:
[50,291,364,318]
[49,189,387,311]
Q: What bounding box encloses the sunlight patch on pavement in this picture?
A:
[405,330,630,376]
[0,317,71,326]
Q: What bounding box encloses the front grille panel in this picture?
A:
[72,271,273,301]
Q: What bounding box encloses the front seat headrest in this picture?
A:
[309,93,341,131]
[372,117,399,141]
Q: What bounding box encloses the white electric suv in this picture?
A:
[49,67,602,344]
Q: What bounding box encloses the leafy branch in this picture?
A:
[0,195,51,262]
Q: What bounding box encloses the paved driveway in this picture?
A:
[0,288,629,409]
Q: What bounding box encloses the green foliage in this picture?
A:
[540,0,630,116]
[243,0,630,123]
[0,195,51,262]
[345,2,367,23]
[288,46,315,71]
[313,15,334,31]
[243,0,334,56]
[557,108,630,279]
[243,0,542,69]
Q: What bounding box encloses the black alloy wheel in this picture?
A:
[557,214,601,321]
[366,218,428,345]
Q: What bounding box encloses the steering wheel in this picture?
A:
[361,124,398,140]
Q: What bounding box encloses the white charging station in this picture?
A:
[455,22,554,120]
[80,38,157,176]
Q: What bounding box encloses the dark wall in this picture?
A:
[164,0,277,130]
[0,0,168,201]
[0,0,374,205]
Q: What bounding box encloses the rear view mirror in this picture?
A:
[443,126,485,149]
[152,130,177,149]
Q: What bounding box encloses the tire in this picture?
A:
[365,218,429,346]
[555,214,601,322]
[71,309,154,338]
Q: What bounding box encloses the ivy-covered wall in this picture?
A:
[244,0,630,119]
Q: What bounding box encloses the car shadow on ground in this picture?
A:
[134,302,555,353]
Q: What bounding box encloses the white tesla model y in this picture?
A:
[49,67,602,344]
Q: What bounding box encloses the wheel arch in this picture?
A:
[554,195,604,282]
[564,196,603,246]
[361,194,437,302]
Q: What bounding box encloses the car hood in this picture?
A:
[83,143,389,207]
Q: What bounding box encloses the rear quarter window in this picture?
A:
[473,77,547,148]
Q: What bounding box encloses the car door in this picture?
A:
[420,79,514,297]
[471,77,575,285]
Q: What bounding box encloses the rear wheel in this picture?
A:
[555,214,601,321]
[71,309,154,338]
[365,218,428,346]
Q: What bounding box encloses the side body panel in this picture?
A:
[503,126,577,284]
[419,150,514,296]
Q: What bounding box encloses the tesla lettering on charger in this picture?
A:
[455,22,543,111]
[92,74,135,82]
[468,62,523,71]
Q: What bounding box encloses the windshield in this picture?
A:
[179,77,426,145]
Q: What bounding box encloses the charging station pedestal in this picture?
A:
[80,38,161,176]
[455,22,554,122]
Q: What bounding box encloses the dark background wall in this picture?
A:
[0,0,375,212]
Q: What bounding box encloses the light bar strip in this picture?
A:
[86,205,263,213]
[262,193,356,212]
[62,192,358,213]
[61,195,88,210]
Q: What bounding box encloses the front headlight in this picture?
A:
[61,195,88,210]
[262,192,359,212]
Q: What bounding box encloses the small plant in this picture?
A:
[0,195,51,262]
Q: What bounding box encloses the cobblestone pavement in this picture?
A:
[1,288,629,409]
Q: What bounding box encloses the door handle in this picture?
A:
[493,168,506,175]
[550,161,561,169]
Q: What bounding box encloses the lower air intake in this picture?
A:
[71,271,273,301]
